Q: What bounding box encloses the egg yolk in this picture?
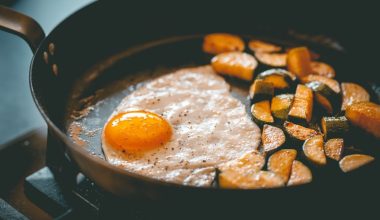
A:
[104,110,172,152]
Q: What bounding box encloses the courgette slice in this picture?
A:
[261,125,286,152]
[271,94,294,120]
[345,102,380,139]
[288,84,313,124]
[339,154,374,173]
[211,52,258,81]
[311,61,336,78]
[248,40,282,53]
[324,138,344,161]
[218,151,266,175]
[306,81,341,114]
[256,69,296,90]
[249,79,274,102]
[287,160,312,186]
[302,135,327,166]
[287,47,313,78]
[255,52,287,67]
[251,100,274,125]
[219,170,285,189]
[301,74,340,93]
[267,149,297,183]
[321,116,350,140]
[203,33,245,55]
[283,121,319,141]
[341,82,370,111]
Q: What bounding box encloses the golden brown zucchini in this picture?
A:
[256,69,296,90]
[311,61,336,78]
[248,40,281,53]
[306,81,341,114]
[324,138,344,161]
[345,102,380,139]
[283,121,319,141]
[218,151,266,175]
[287,47,313,78]
[211,52,258,81]
[287,160,312,186]
[288,84,314,124]
[219,170,285,189]
[302,135,327,166]
[251,100,274,125]
[203,33,245,55]
[271,94,294,120]
[267,149,297,183]
[321,116,350,140]
[301,74,340,93]
[249,79,274,102]
[339,154,374,173]
[341,82,370,111]
[255,52,287,67]
[261,125,286,152]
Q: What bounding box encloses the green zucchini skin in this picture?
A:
[256,69,296,93]
[271,94,294,121]
[249,79,274,103]
[321,116,350,140]
[306,81,341,115]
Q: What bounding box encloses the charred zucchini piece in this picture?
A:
[341,83,370,111]
[345,102,380,139]
[287,47,313,78]
[302,135,327,166]
[271,94,294,121]
[301,75,340,93]
[306,81,341,114]
[283,121,319,141]
[311,61,336,78]
[287,160,312,186]
[203,33,245,55]
[339,154,374,173]
[249,79,274,102]
[267,149,297,182]
[248,40,281,53]
[324,138,344,161]
[211,52,258,81]
[321,116,350,140]
[251,100,274,125]
[288,84,313,124]
[255,52,287,67]
[257,69,296,90]
[219,170,285,189]
[261,125,286,152]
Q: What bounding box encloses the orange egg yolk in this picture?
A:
[104,110,172,152]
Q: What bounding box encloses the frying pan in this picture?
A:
[1,1,379,218]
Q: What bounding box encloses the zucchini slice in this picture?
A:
[219,170,285,189]
[287,47,313,78]
[271,94,294,121]
[301,75,340,93]
[248,40,282,53]
[311,61,336,78]
[203,33,245,55]
[324,138,344,161]
[218,151,266,175]
[211,52,258,81]
[345,102,380,139]
[306,81,341,114]
[321,116,350,140]
[339,154,374,173]
[267,149,297,183]
[283,121,319,141]
[251,100,274,125]
[287,160,312,186]
[255,52,287,67]
[302,135,327,166]
[341,82,370,111]
[249,79,274,102]
[288,84,314,124]
[261,125,286,152]
[257,69,296,90]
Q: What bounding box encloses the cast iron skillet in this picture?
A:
[1,1,379,217]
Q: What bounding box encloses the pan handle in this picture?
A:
[0,6,45,53]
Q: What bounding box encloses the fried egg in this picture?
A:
[102,66,261,186]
